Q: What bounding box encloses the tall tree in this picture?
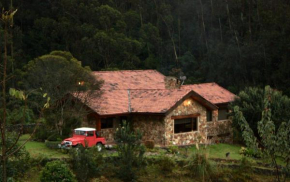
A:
[23,51,103,136]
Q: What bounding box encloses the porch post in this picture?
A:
[96,117,101,131]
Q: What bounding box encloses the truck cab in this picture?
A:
[59,127,106,151]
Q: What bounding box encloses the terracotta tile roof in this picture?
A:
[75,70,236,115]
[77,89,192,115]
[92,70,166,90]
[182,83,236,104]
[130,89,191,113]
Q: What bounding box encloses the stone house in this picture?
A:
[77,70,236,146]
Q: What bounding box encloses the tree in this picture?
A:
[0,8,50,182]
[23,51,103,136]
[114,121,145,181]
[230,86,290,138]
[234,86,290,182]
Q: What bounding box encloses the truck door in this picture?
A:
[85,131,95,147]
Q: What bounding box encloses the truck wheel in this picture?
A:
[96,143,103,152]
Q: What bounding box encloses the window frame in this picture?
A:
[206,109,213,122]
[173,116,198,134]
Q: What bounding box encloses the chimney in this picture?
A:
[165,76,181,89]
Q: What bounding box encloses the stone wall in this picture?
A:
[207,119,233,144]
[100,128,115,143]
[132,115,165,146]
[165,98,207,145]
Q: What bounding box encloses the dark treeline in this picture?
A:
[2,0,290,94]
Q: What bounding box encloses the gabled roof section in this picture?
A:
[92,70,166,90]
[76,89,217,116]
[182,83,236,104]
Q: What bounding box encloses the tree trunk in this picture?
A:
[1,18,8,182]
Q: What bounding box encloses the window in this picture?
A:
[218,109,228,120]
[75,130,86,136]
[206,109,212,122]
[101,118,114,129]
[174,118,197,134]
[87,131,94,136]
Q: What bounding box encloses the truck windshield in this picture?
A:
[74,130,86,136]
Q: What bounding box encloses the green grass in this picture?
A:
[207,143,242,160]
[19,134,68,159]
[188,143,242,160]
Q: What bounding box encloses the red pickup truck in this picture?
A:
[59,127,106,151]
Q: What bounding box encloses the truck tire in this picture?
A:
[96,143,103,152]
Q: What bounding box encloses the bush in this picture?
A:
[144,140,155,149]
[40,160,76,182]
[33,126,49,142]
[155,154,176,173]
[0,133,31,181]
[168,145,179,154]
[45,140,61,149]
[69,146,104,182]
[47,131,62,141]
[114,121,145,181]
[185,149,214,180]
[239,147,261,158]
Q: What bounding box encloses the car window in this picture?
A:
[87,131,94,137]
[75,130,86,136]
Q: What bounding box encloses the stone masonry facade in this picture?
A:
[164,98,207,145]
[84,98,232,146]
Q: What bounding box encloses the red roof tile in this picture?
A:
[92,70,166,90]
[77,89,217,115]
[75,70,236,115]
[130,89,191,113]
[182,83,236,104]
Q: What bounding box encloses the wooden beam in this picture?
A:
[171,113,200,119]
[96,118,101,131]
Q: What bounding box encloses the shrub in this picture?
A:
[168,145,179,154]
[144,140,155,149]
[155,154,176,174]
[47,131,62,141]
[185,149,214,180]
[69,146,104,182]
[33,126,49,142]
[0,133,31,181]
[40,160,76,182]
[239,147,261,158]
[114,121,145,181]
[238,157,253,174]
[45,140,61,149]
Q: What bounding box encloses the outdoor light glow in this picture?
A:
[78,81,84,86]
[183,99,192,106]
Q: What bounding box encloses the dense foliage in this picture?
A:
[0,0,290,94]
[230,86,290,139]
[69,146,104,182]
[114,122,145,181]
[40,160,76,182]
[234,86,290,181]
[0,133,30,182]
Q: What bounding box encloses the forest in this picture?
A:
[1,0,290,95]
[1,1,290,181]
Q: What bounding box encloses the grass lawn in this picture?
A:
[188,143,243,160]
[207,143,242,160]
[19,134,68,159]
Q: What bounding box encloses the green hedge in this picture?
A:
[45,140,61,149]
